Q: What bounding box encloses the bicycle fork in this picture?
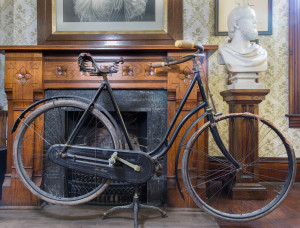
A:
[209,116,242,170]
[193,58,242,171]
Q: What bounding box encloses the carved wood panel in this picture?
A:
[44,55,168,89]
[3,52,43,206]
[166,52,206,207]
[220,89,270,200]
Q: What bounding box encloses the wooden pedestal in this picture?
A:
[220,89,270,200]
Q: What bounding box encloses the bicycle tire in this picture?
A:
[14,100,120,205]
[181,113,296,221]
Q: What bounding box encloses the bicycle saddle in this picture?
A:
[78,53,123,75]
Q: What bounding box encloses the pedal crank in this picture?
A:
[109,152,141,172]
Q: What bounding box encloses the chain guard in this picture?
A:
[48,145,154,184]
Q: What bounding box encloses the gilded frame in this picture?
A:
[37,0,183,45]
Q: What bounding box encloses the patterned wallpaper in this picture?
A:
[0,0,299,156]
[0,0,37,109]
[183,0,300,157]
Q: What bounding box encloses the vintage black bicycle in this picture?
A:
[12,41,296,223]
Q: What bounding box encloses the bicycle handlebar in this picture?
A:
[175,40,204,52]
[151,40,204,68]
[151,56,194,68]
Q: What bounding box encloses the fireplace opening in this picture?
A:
[65,111,148,205]
[45,89,167,206]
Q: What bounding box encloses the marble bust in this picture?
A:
[218,6,268,89]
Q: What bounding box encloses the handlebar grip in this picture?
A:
[175,40,204,52]
[151,62,166,68]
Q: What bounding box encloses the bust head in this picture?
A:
[227,6,258,41]
[218,6,267,74]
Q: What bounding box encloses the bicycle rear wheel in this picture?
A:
[181,113,296,221]
[13,100,120,205]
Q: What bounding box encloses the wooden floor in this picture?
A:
[216,183,300,228]
[0,205,219,228]
[0,184,299,227]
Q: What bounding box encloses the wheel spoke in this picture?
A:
[14,100,118,205]
[181,113,295,221]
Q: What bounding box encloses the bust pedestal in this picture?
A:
[227,73,263,90]
[220,89,270,200]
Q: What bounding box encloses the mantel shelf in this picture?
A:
[0,45,218,52]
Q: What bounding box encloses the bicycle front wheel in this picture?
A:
[181,113,296,221]
[13,100,120,205]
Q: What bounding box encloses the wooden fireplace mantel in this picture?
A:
[1,44,217,207]
[0,44,219,51]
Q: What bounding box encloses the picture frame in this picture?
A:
[37,0,183,46]
[215,0,272,36]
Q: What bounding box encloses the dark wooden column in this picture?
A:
[288,0,300,127]
[220,89,270,200]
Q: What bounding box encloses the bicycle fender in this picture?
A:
[11,96,72,133]
[174,112,207,200]
[11,96,118,136]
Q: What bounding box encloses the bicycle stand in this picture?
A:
[102,185,167,228]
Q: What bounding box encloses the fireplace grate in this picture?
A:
[67,170,147,205]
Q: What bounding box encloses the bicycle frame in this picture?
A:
[63,57,241,170]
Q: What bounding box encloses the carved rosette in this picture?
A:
[177,66,193,85]
[14,67,32,85]
[122,65,134,76]
[144,65,156,76]
[56,66,68,77]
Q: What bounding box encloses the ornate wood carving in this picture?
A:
[3,52,44,206]
[177,66,194,85]
[43,54,168,89]
[56,66,68,77]
[144,65,156,76]
[122,65,134,76]
[14,67,33,85]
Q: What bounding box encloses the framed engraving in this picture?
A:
[215,0,272,36]
[38,0,183,45]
